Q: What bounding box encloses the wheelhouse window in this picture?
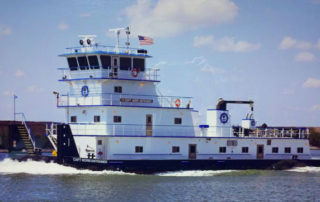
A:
[219,147,226,153]
[297,147,304,153]
[135,146,143,153]
[88,55,99,69]
[114,86,122,93]
[133,58,145,72]
[174,118,182,125]
[272,147,279,153]
[94,116,100,123]
[172,146,180,153]
[67,57,78,71]
[100,55,111,69]
[285,147,291,153]
[77,56,89,70]
[113,116,122,123]
[120,57,131,70]
[70,116,77,123]
[242,147,249,153]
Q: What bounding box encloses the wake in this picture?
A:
[0,159,134,176]
[157,170,237,177]
[286,166,320,173]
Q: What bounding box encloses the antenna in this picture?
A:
[125,27,131,50]
[109,27,125,51]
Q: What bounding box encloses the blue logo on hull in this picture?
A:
[81,86,89,97]
[220,113,229,124]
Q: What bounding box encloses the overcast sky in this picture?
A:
[0,0,319,126]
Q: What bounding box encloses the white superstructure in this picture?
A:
[56,29,311,162]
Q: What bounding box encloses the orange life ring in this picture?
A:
[175,99,181,107]
[131,68,139,77]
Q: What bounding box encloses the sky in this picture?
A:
[0,0,319,126]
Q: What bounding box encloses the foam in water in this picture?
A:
[0,159,135,175]
[157,170,237,177]
[286,166,320,173]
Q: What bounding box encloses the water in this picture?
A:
[0,159,320,201]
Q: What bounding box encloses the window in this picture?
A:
[297,147,304,153]
[172,146,180,153]
[135,146,143,153]
[97,140,102,145]
[219,147,226,153]
[67,57,78,71]
[267,139,272,145]
[113,116,122,123]
[70,116,77,123]
[242,147,249,153]
[174,118,182,124]
[133,58,145,72]
[120,57,131,70]
[88,55,99,69]
[227,140,238,146]
[77,56,89,70]
[272,147,279,153]
[285,147,291,153]
[100,55,111,69]
[94,116,100,123]
[114,86,122,93]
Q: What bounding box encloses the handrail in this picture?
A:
[45,122,58,151]
[14,112,36,151]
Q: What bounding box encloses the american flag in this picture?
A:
[138,35,154,45]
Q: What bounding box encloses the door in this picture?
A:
[257,144,264,159]
[189,144,197,159]
[111,56,119,78]
[146,114,152,136]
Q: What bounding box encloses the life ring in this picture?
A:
[175,99,181,107]
[131,68,139,77]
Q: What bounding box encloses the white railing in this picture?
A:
[59,68,160,81]
[234,127,309,139]
[57,93,193,109]
[64,45,149,56]
[46,123,58,151]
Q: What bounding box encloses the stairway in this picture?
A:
[17,124,35,155]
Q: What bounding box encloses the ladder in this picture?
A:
[46,123,58,151]
[14,113,36,154]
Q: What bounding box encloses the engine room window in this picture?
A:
[97,140,102,145]
[272,147,279,153]
[67,57,78,71]
[100,55,111,69]
[297,147,304,153]
[77,56,89,70]
[172,146,180,153]
[174,118,182,124]
[120,57,131,70]
[113,116,122,123]
[70,116,77,123]
[114,86,122,93]
[242,147,249,153]
[135,146,143,153]
[227,140,238,146]
[88,55,99,69]
[285,147,291,153]
[133,58,145,72]
[219,147,226,153]
[94,116,100,123]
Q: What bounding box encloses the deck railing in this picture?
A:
[57,93,193,109]
[58,67,160,81]
[64,45,149,56]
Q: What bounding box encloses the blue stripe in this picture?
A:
[58,104,194,110]
[59,51,152,58]
[207,109,229,111]
[59,77,160,83]
[73,134,307,140]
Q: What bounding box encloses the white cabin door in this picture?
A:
[111,56,119,78]
[146,114,152,136]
